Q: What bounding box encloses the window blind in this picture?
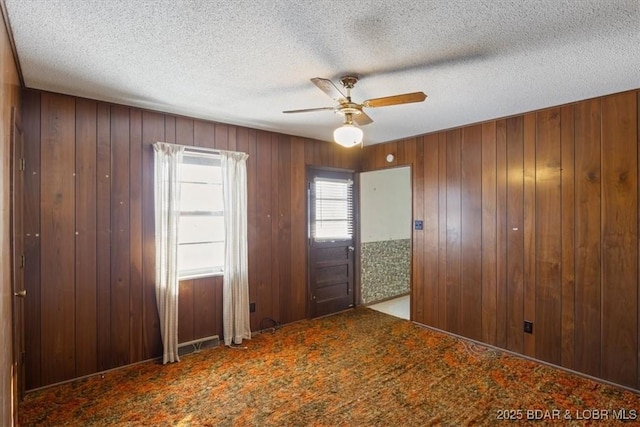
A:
[311,177,354,240]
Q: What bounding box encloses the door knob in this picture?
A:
[14,289,26,298]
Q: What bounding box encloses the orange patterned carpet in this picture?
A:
[20,307,640,426]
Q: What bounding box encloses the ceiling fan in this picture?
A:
[283,76,427,147]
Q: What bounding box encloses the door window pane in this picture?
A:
[312,178,353,240]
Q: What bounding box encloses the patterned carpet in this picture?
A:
[19,307,640,426]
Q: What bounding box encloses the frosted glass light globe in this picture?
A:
[333,124,363,147]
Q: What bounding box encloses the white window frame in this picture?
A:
[177,150,225,280]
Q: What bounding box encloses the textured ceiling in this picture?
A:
[5,0,640,145]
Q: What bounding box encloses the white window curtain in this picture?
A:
[220,150,251,346]
[153,142,185,363]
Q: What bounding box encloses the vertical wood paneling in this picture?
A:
[178,280,194,343]
[129,109,144,362]
[211,276,224,337]
[214,276,224,336]
[361,145,375,171]
[481,121,497,345]
[324,141,337,167]
[423,135,439,326]
[574,98,602,377]
[1,32,20,421]
[460,125,482,340]
[74,98,97,376]
[535,109,562,365]
[495,119,508,348]
[215,123,229,150]
[110,106,131,366]
[193,276,216,339]
[437,133,447,330]
[40,93,76,384]
[270,137,281,321]
[278,137,292,323]
[523,113,536,357]
[96,103,111,370]
[347,142,362,171]
[228,126,237,152]
[313,140,323,166]
[412,139,425,324]
[163,116,176,144]
[445,129,461,334]
[312,140,321,166]
[129,109,143,362]
[194,120,215,149]
[353,89,640,392]
[401,138,416,167]
[22,90,41,389]
[23,90,356,389]
[176,117,194,147]
[601,91,638,387]
[165,116,176,145]
[396,140,406,166]
[141,111,164,360]
[247,129,259,329]
[22,87,640,393]
[289,138,307,322]
[560,105,575,369]
[304,139,315,166]
[505,117,524,353]
[255,131,272,329]
[332,143,346,169]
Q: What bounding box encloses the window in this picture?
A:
[311,177,354,241]
[178,150,224,279]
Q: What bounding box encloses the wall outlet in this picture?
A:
[524,320,533,334]
[249,302,256,313]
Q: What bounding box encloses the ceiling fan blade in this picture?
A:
[311,77,347,102]
[362,92,427,108]
[354,111,373,126]
[283,107,335,114]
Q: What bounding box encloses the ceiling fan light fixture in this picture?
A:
[333,123,363,148]
[284,76,426,147]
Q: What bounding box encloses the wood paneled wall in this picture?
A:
[362,89,640,389]
[21,85,640,392]
[21,89,359,389]
[0,7,21,424]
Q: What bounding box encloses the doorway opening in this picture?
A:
[359,166,411,320]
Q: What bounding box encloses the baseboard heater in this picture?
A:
[178,335,220,357]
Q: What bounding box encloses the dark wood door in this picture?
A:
[307,168,355,318]
[11,106,25,408]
